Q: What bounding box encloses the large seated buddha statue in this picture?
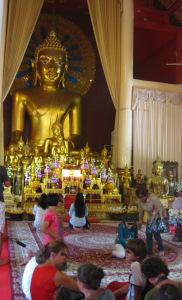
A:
[147,159,169,198]
[11,31,82,149]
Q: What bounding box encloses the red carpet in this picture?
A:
[6,221,182,299]
[0,224,12,300]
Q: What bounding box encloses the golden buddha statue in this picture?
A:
[84,142,91,160]
[147,160,169,197]
[44,117,68,157]
[11,31,82,148]
[16,138,26,161]
[122,165,132,192]
[4,144,18,170]
[32,146,43,165]
[101,146,109,168]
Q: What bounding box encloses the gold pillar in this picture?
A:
[117,0,133,168]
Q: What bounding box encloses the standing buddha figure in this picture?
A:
[101,146,109,168]
[11,31,82,149]
[147,159,169,197]
[32,146,43,166]
[16,138,25,162]
[121,165,132,190]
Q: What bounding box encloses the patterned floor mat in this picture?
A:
[7,221,182,299]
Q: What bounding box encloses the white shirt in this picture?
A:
[22,256,38,300]
[69,203,88,227]
[126,261,146,300]
[33,205,46,230]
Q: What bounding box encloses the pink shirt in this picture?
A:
[43,210,61,245]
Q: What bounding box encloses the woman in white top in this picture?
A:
[33,193,48,230]
[69,192,89,230]
[22,243,50,300]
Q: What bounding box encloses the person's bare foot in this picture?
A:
[0,258,9,266]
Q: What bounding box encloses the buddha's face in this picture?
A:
[37,49,65,85]
[155,165,163,176]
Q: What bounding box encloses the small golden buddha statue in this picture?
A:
[5,144,18,170]
[32,146,43,165]
[22,153,31,174]
[147,159,169,197]
[84,142,91,161]
[11,31,82,148]
[101,146,109,168]
[44,117,68,157]
[16,138,25,161]
[121,165,132,188]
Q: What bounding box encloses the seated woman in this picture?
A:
[30,240,79,300]
[112,215,138,259]
[22,243,50,300]
[33,193,48,231]
[76,263,115,300]
[69,192,89,230]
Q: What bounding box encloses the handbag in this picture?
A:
[146,218,168,234]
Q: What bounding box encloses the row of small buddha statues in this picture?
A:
[119,160,177,202]
[4,138,113,196]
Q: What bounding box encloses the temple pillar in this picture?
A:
[116,0,133,168]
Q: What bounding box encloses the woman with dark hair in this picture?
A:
[33,193,48,230]
[136,186,166,255]
[69,193,89,230]
[77,263,115,300]
[30,240,79,300]
[41,193,63,244]
[22,242,51,300]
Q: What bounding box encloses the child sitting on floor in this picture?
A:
[108,238,147,300]
[112,215,138,259]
